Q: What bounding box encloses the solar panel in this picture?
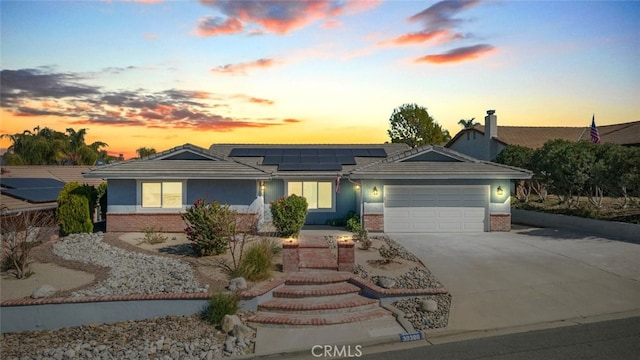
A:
[0,178,65,189]
[228,147,387,171]
[1,188,62,203]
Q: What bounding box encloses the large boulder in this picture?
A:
[31,284,56,299]
[221,314,243,334]
[228,277,248,291]
[377,277,396,289]
[419,299,438,312]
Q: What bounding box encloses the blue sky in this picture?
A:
[1,0,638,158]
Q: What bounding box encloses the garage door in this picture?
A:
[384,186,487,232]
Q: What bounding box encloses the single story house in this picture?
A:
[84,142,531,233]
[446,110,640,161]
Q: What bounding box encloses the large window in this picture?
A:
[287,181,332,209]
[141,182,183,208]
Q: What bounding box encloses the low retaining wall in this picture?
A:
[512,209,640,243]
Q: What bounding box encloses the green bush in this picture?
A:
[203,291,239,325]
[237,238,278,281]
[270,194,308,237]
[97,182,108,220]
[57,194,93,236]
[182,199,236,256]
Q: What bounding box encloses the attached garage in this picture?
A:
[384,185,488,233]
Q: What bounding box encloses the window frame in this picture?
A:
[286,180,335,211]
[138,180,185,210]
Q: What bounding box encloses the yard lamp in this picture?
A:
[496,186,503,196]
[372,186,379,196]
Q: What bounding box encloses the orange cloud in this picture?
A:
[414,44,495,64]
[211,58,276,75]
[283,118,302,123]
[195,16,244,36]
[198,0,380,35]
[381,29,450,46]
[321,19,342,29]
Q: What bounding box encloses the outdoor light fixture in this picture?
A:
[372,186,379,196]
[497,186,503,196]
[260,181,265,192]
[355,184,360,191]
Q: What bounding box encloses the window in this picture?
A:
[287,181,332,209]
[141,182,183,208]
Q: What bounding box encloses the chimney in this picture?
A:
[485,110,498,160]
[485,109,497,139]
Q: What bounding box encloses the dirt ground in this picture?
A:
[0,232,425,301]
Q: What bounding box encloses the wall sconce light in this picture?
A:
[372,186,379,196]
[496,186,503,196]
[355,184,360,191]
[260,181,265,192]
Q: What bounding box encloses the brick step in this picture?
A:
[299,248,337,270]
[249,307,394,326]
[258,293,379,314]
[285,271,352,285]
[273,282,360,298]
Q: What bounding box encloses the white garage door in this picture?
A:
[384,186,487,233]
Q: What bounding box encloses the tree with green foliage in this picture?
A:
[136,147,157,158]
[1,126,108,165]
[458,117,477,129]
[495,145,537,202]
[387,103,451,147]
[182,199,237,256]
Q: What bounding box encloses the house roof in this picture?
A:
[0,166,104,214]
[350,145,532,180]
[211,143,410,177]
[83,143,269,180]
[446,121,640,149]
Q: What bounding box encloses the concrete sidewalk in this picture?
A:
[388,226,640,332]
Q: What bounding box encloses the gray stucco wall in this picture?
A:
[448,131,488,160]
[187,179,257,205]
[107,179,136,206]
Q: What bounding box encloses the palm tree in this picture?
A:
[458,117,477,129]
[136,147,157,158]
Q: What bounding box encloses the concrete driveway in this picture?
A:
[387,226,640,332]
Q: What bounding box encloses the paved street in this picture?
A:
[388,226,640,331]
[361,316,640,360]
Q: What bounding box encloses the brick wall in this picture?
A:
[337,240,355,272]
[107,212,258,233]
[363,214,384,232]
[490,213,511,232]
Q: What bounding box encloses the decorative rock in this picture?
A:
[228,277,248,291]
[31,284,56,298]
[376,276,396,289]
[223,336,236,353]
[420,299,438,312]
[231,324,254,338]
[221,315,243,334]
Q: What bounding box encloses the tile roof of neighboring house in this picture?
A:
[351,145,532,180]
[211,143,410,177]
[84,143,269,179]
[447,121,640,149]
[0,166,104,214]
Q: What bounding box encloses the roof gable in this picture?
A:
[149,143,225,161]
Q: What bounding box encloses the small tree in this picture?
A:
[1,208,56,278]
[270,194,308,237]
[56,182,96,236]
[182,199,236,256]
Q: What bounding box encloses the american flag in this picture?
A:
[335,176,341,194]
[590,115,600,144]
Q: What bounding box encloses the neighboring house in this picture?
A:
[446,110,640,161]
[84,142,531,233]
[0,166,104,216]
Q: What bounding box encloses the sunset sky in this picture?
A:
[1,0,638,159]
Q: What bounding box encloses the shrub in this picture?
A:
[344,212,360,232]
[379,244,399,264]
[57,194,93,236]
[1,209,56,278]
[141,226,168,245]
[237,238,278,281]
[203,291,239,325]
[182,199,236,256]
[270,194,308,237]
[97,182,108,220]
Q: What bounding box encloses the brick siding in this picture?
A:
[490,213,511,232]
[106,212,258,233]
[363,214,384,232]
